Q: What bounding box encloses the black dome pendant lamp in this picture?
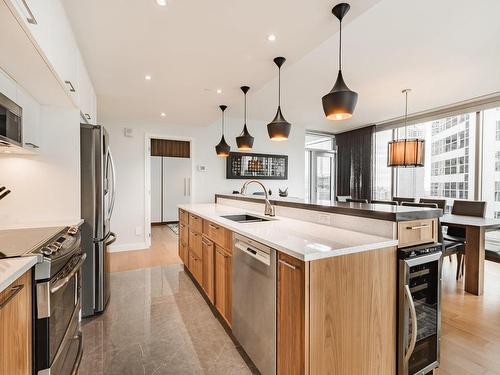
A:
[322,3,358,121]
[267,57,292,141]
[215,105,230,157]
[236,86,254,151]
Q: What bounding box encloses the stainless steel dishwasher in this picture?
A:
[232,233,276,375]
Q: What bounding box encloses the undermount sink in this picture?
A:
[220,214,272,223]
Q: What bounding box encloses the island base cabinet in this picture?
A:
[188,252,203,285]
[277,253,308,375]
[215,245,232,326]
[0,270,32,375]
[202,237,215,303]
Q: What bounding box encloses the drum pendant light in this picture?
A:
[267,57,291,141]
[322,3,358,121]
[215,105,230,157]
[388,89,425,167]
[236,86,254,151]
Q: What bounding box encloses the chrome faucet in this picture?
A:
[240,180,276,217]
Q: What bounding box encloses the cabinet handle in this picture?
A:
[85,113,91,120]
[278,259,296,270]
[0,284,24,310]
[20,0,37,24]
[209,224,219,230]
[64,80,76,92]
[406,224,430,230]
[24,142,39,149]
[202,239,211,246]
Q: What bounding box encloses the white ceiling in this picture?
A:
[63,0,500,132]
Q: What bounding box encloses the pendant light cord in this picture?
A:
[339,19,342,70]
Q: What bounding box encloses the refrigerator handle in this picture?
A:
[404,284,418,363]
[107,148,117,218]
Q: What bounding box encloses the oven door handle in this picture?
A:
[50,253,87,294]
[404,284,418,363]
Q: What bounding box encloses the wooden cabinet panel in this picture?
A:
[189,230,202,259]
[398,218,437,248]
[203,220,231,250]
[179,241,188,265]
[189,214,203,233]
[215,245,232,326]
[179,222,188,246]
[277,253,307,375]
[188,251,202,285]
[202,236,215,303]
[0,270,32,375]
[179,209,189,225]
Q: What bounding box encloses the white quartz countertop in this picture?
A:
[0,256,38,293]
[178,203,398,261]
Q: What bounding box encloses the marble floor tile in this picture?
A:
[78,264,255,375]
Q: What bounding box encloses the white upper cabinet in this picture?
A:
[6,0,96,117]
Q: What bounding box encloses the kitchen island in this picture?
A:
[178,199,441,375]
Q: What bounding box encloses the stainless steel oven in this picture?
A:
[0,91,22,147]
[35,229,85,375]
[398,244,442,375]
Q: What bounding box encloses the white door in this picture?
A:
[150,156,163,223]
[162,157,191,222]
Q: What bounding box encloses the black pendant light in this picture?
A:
[322,3,358,121]
[236,86,254,151]
[388,89,425,167]
[215,105,230,157]
[267,57,291,141]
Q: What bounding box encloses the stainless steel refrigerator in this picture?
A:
[80,124,116,317]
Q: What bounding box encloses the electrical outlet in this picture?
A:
[318,213,330,225]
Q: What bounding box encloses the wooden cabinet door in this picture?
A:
[215,246,232,325]
[189,230,202,259]
[202,237,215,303]
[179,241,188,265]
[179,222,188,246]
[0,270,32,375]
[277,253,306,375]
[188,252,202,285]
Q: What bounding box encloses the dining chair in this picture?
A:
[443,200,487,279]
[370,200,398,205]
[336,196,351,202]
[401,202,439,209]
[346,198,369,203]
[392,196,416,205]
[419,198,447,212]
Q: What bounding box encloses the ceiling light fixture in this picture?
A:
[322,3,358,121]
[156,0,167,6]
[145,75,152,80]
[236,86,254,151]
[388,89,425,168]
[267,57,291,141]
[267,34,276,42]
[216,89,222,94]
[160,112,166,117]
[215,105,231,157]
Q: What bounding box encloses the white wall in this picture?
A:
[0,106,81,228]
[104,117,305,250]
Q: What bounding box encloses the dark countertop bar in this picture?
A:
[215,194,442,222]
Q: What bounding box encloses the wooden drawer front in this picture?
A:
[203,220,231,249]
[189,230,203,259]
[189,213,203,232]
[398,219,437,248]
[179,222,189,246]
[179,209,189,225]
[202,236,215,303]
[189,252,203,285]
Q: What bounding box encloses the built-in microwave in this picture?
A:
[0,92,22,148]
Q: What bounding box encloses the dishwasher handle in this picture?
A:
[234,241,271,266]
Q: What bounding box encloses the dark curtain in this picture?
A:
[335,125,374,200]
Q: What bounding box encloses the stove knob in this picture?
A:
[47,244,59,253]
[41,248,53,256]
[67,226,79,235]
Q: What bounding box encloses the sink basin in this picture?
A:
[221,214,272,223]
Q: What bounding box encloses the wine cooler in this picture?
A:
[398,243,442,375]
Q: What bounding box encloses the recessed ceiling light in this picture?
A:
[267,34,276,42]
[160,112,166,117]
[145,75,152,80]
[156,0,167,6]
[216,89,222,94]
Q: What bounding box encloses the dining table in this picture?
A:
[441,214,500,295]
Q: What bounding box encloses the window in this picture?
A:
[305,132,336,201]
[373,129,393,200]
[496,120,500,141]
[496,182,500,202]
